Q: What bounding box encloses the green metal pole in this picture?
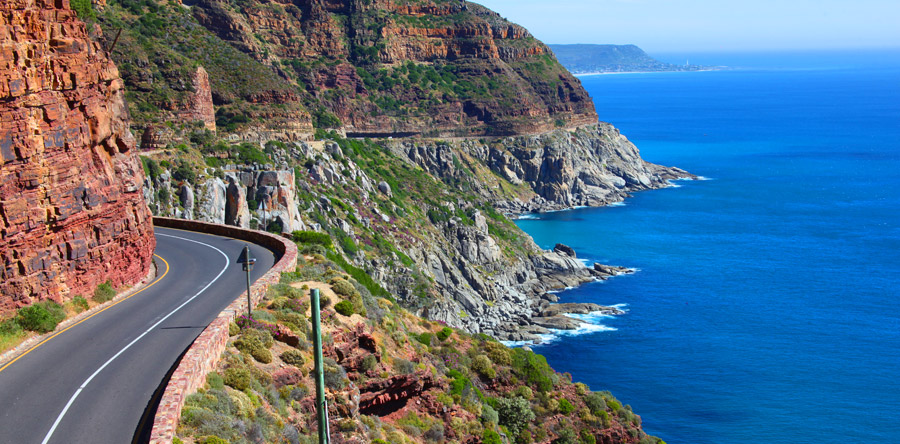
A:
[244,245,252,321]
[311,288,328,444]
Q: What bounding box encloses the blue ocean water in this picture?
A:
[516,51,900,443]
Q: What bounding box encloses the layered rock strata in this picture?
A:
[0,0,155,314]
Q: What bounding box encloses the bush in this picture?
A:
[579,430,596,444]
[495,396,535,436]
[481,403,499,425]
[557,398,575,415]
[483,429,502,444]
[517,430,534,444]
[224,367,251,390]
[511,348,554,392]
[552,427,577,444]
[281,349,305,367]
[93,281,116,303]
[414,332,433,347]
[71,296,90,313]
[17,301,66,333]
[472,355,496,379]
[484,340,511,366]
[584,392,607,415]
[394,358,415,374]
[361,354,378,372]
[331,279,357,297]
[323,359,347,389]
[334,300,354,316]
[292,231,333,248]
[514,386,533,400]
[207,372,224,390]
[436,327,453,341]
[235,330,274,364]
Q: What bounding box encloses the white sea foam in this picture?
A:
[666,180,683,188]
[567,311,616,323]
[503,310,622,347]
[516,213,540,220]
[696,175,713,181]
[607,201,626,207]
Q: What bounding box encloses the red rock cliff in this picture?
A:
[0,0,155,314]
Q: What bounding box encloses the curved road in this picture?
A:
[0,227,275,443]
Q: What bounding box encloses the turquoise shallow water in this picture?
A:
[515,51,900,443]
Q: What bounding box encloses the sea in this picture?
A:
[513,49,900,443]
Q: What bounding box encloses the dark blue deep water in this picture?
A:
[515,51,900,443]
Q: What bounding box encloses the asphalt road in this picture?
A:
[0,226,276,444]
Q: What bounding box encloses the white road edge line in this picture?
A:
[41,232,231,444]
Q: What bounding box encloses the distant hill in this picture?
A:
[549,44,706,74]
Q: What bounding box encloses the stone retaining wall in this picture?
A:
[148,217,298,444]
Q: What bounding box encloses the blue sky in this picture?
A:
[473,0,900,53]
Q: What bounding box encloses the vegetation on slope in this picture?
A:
[175,246,665,444]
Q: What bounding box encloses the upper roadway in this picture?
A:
[0,226,276,443]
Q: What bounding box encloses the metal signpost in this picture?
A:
[239,245,256,320]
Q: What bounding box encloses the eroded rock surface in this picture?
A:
[0,0,155,313]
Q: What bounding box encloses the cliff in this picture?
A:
[87,0,595,141]
[140,124,689,342]
[0,0,155,314]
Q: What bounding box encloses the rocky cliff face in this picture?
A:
[139,125,688,341]
[185,0,596,136]
[0,0,155,314]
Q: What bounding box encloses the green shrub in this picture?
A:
[481,403,499,425]
[334,300,354,316]
[292,231,333,248]
[323,358,347,389]
[281,349,305,367]
[93,281,116,303]
[71,296,90,313]
[495,396,535,436]
[517,430,534,444]
[436,327,453,341]
[207,372,224,390]
[228,322,240,336]
[579,430,596,444]
[331,279,357,297]
[574,382,588,395]
[552,427,577,444]
[200,436,229,444]
[0,317,26,350]
[584,392,607,415]
[472,355,496,379]
[394,358,415,374]
[17,301,66,333]
[414,332,433,346]
[224,367,251,390]
[361,354,378,372]
[483,429,502,444]
[557,398,575,415]
[511,348,554,392]
[234,330,273,364]
[484,340,511,365]
[514,386,533,400]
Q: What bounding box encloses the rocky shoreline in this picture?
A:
[493,243,635,344]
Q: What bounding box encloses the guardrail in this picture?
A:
[148,217,298,444]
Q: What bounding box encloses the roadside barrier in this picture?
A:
[148,217,298,444]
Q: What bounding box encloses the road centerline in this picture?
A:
[40,233,231,444]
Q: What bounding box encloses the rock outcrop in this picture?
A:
[0,0,155,314]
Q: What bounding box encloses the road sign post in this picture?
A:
[239,245,256,321]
